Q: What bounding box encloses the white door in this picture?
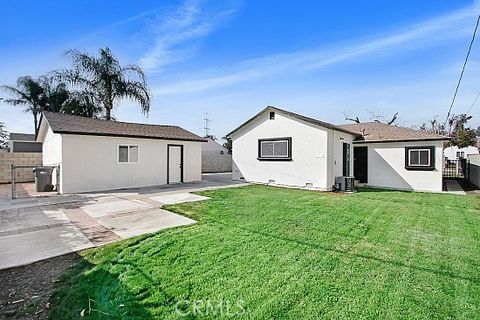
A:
[168,145,182,184]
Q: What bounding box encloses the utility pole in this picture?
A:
[203,112,211,138]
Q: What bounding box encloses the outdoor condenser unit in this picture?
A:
[335,176,355,192]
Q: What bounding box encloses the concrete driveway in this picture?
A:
[0,173,245,269]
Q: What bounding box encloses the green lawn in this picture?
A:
[50,185,480,319]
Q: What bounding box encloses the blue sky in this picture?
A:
[1,0,479,138]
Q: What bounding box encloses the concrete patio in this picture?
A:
[0,173,246,269]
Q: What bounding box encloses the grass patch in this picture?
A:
[49,185,480,319]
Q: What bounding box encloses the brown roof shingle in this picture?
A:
[338,122,449,143]
[41,112,206,142]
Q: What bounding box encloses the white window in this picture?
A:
[118,145,139,163]
[456,151,465,159]
[258,138,291,160]
[408,149,430,166]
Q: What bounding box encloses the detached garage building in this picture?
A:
[37,112,206,194]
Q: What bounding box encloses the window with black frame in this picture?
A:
[405,146,435,170]
[258,137,292,161]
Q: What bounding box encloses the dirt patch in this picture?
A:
[0,253,79,319]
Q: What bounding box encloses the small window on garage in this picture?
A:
[118,145,139,163]
[405,146,435,170]
[258,138,291,160]
[269,111,275,120]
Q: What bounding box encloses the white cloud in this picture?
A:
[137,0,236,71]
[152,4,478,96]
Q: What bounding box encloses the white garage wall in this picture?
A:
[358,140,444,192]
[38,123,63,192]
[60,134,202,194]
[231,111,355,190]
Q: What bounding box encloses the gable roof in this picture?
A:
[338,122,449,143]
[226,106,359,137]
[40,111,206,142]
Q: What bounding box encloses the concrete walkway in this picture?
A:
[444,179,467,195]
[0,173,246,269]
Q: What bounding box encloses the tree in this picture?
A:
[61,90,102,118]
[421,114,476,148]
[344,110,398,125]
[61,47,151,120]
[40,76,101,117]
[0,122,8,150]
[454,128,476,148]
[0,76,46,135]
[419,117,446,136]
[222,137,232,154]
[448,114,476,148]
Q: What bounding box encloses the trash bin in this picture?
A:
[33,167,54,192]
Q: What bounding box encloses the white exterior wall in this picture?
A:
[328,130,355,188]
[38,124,63,192]
[468,154,480,188]
[41,127,62,166]
[444,146,479,160]
[231,112,355,190]
[359,140,444,192]
[60,134,201,194]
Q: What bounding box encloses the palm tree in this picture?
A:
[38,76,70,113]
[39,76,101,117]
[0,76,46,135]
[61,90,102,118]
[61,47,150,120]
[0,122,8,150]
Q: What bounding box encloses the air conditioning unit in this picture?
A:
[335,176,355,192]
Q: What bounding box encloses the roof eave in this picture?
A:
[352,137,450,144]
[54,131,208,142]
[226,106,361,138]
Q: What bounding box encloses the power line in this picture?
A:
[444,13,480,126]
[466,89,480,115]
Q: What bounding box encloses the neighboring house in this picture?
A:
[227,106,449,192]
[37,112,206,194]
[443,145,479,160]
[201,138,232,173]
[9,132,42,153]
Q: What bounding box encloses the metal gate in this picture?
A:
[443,159,469,179]
[10,165,60,199]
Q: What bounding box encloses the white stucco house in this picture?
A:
[443,145,479,160]
[37,112,206,194]
[227,106,449,192]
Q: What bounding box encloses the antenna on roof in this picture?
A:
[203,112,211,138]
